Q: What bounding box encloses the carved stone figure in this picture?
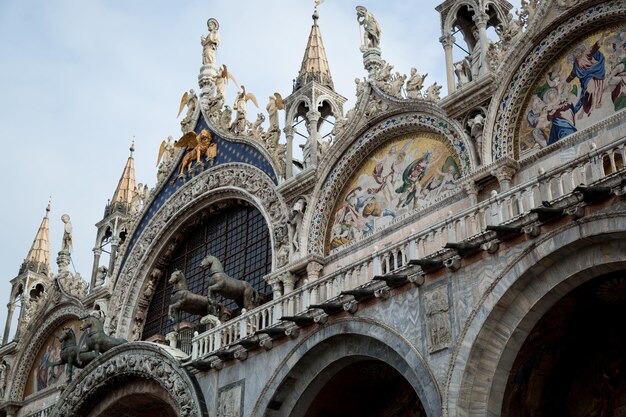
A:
[168,270,214,322]
[232,86,259,134]
[201,18,220,66]
[287,197,307,256]
[156,135,176,177]
[356,6,381,50]
[200,255,263,310]
[468,112,486,163]
[61,214,73,252]
[425,83,442,101]
[217,65,238,97]
[0,361,6,399]
[405,68,427,99]
[49,327,97,383]
[497,12,521,45]
[355,77,366,102]
[469,29,483,77]
[266,92,284,132]
[94,265,108,287]
[178,89,198,132]
[388,72,406,97]
[79,314,127,355]
[424,286,451,352]
[454,59,471,86]
[220,106,233,131]
[250,113,265,140]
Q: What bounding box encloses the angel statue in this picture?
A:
[156,136,176,167]
[356,6,381,50]
[175,129,218,178]
[177,89,198,131]
[233,86,259,133]
[266,92,284,132]
[201,18,220,66]
[215,65,239,98]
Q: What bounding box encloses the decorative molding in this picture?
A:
[51,342,205,417]
[108,163,287,339]
[305,110,473,256]
[487,0,626,160]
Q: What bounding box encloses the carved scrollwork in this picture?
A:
[51,343,204,417]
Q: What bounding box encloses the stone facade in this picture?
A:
[2,1,626,417]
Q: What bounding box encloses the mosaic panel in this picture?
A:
[519,25,626,153]
[327,132,460,251]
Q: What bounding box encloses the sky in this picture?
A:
[0,0,521,342]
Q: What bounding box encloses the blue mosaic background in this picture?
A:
[120,116,277,269]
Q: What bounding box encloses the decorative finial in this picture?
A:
[130,137,135,155]
[45,197,51,217]
[313,9,319,21]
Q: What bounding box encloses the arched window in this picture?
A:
[142,202,272,340]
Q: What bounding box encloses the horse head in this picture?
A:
[201,255,223,272]
[168,270,186,287]
[57,327,74,342]
[79,315,102,332]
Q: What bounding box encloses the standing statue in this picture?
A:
[201,18,220,66]
[177,89,198,130]
[405,68,428,99]
[157,136,176,168]
[287,197,307,255]
[266,92,284,132]
[0,361,7,399]
[468,112,486,164]
[233,86,259,134]
[61,214,72,252]
[469,29,483,77]
[200,255,263,310]
[215,65,238,98]
[356,6,381,50]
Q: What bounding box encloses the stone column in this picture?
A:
[108,238,119,275]
[462,181,479,206]
[304,111,321,168]
[284,126,294,178]
[2,302,15,345]
[492,166,518,192]
[473,12,490,76]
[268,277,283,321]
[440,34,456,94]
[306,261,324,282]
[281,273,297,316]
[362,47,383,79]
[90,248,102,290]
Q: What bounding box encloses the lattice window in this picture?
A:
[142,203,272,340]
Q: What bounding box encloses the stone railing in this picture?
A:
[191,137,626,360]
[24,405,55,417]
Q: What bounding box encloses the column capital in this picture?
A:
[439,34,455,48]
[472,11,489,28]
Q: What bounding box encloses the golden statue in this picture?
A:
[175,129,218,177]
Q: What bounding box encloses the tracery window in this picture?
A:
[142,202,272,340]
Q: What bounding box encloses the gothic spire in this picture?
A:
[294,9,334,92]
[20,202,51,275]
[110,142,137,212]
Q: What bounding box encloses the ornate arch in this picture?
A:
[485,0,626,161]
[108,163,288,339]
[51,342,206,417]
[286,97,313,123]
[304,110,472,256]
[315,94,343,117]
[251,318,442,417]
[8,302,85,402]
[445,212,626,417]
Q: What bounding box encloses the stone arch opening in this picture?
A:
[256,321,441,417]
[501,271,626,416]
[85,378,178,417]
[297,358,427,417]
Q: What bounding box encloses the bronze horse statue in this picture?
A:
[79,315,127,355]
[168,270,214,322]
[200,255,263,310]
[49,327,97,383]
